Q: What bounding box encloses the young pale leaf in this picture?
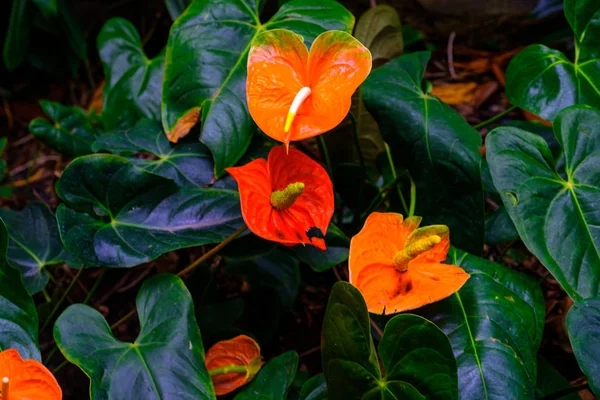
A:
[300,374,327,400]
[322,282,458,400]
[506,0,600,122]
[234,351,298,400]
[0,203,78,294]
[419,247,545,400]
[29,100,98,157]
[362,51,484,254]
[162,0,354,178]
[54,274,216,400]
[0,218,40,361]
[93,119,214,188]
[98,18,164,130]
[566,297,600,397]
[486,105,600,300]
[56,154,243,267]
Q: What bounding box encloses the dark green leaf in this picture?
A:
[0,203,78,294]
[92,119,215,187]
[3,0,32,71]
[484,206,518,245]
[0,218,40,361]
[58,0,86,60]
[362,52,484,254]
[98,18,164,130]
[56,154,243,267]
[165,0,191,20]
[225,248,300,308]
[566,297,600,396]
[29,100,98,157]
[162,0,354,177]
[292,224,349,272]
[535,356,580,400]
[419,247,545,400]
[197,298,244,342]
[0,138,7,179]
[506,1,600,122]
[234,351,299,400]
[486,105,600,300]
[54,274,215,399]
[322,282,457,400]
[32,0,58,16]
[300,374,327,400]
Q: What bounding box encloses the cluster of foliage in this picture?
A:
[1,0,599,398]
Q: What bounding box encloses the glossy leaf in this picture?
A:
[484,206,518,245]
[291,223,349,272]
[506,0,600,122]
[362,52,484,254]
[162,0,354,177]
[535,356,580,400]
[56,154,243,267]
[165,0,191,20]
[225,248,300,308]
[54,274,215,399]
[3,0,32,71]
[92,119,214,188]
[234,351,298,400]
[29,100,98,157]
[98,18,164,130]
[0,203,78,294]
[300,374,327,400]
[0,218,40,361]
[419,247,545,400]
[32,0,58,16]
[486,105,600,300]
[566,297,600,396]
[322,281,458,399]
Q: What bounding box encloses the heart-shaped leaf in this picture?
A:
[162,0,354,177]
[98,18,164,130]
[322,281,458,399]
[354,5,403,66]
[234,351,298,400]
[56,154,243,267]
[292,223,349,272]
[0,218,40,361]
[92,119,214,188]
[300,374,327,400]
[362,51,484,254]
[0,202,78,294]
[506,0,600,122]
[484,206,518,245]
[486,105,600,300]
[54,274,215,399]
[566,297,600,397]
[419,247,545,400]
[29,100,98,156]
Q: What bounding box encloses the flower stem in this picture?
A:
[41,267,84,332]
[209,365,247,376]
[473,105,517,130]
[408,173,416,217]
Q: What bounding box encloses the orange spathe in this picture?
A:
[205,335,262,396]
[247,29,372,147]
[349,212,470,314]
[226,146,334,250]
[0,349,62,400]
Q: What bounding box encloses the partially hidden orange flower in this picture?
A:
[205,335,262,396]
[349,212,470,314]
[226,146,334,250]
[0,349,62,400]
[247,29,372,148]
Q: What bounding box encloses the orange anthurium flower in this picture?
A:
[226,146,334,250]
[247,29,372,148]
[349,212,470,314]
[205,335,262,396]
[0,349,62,400]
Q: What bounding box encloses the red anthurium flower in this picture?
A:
[247,29,372,148]
[205,335,262,396]
[349,212,470,314]
[226,146,334,250]
[0,349,62,400]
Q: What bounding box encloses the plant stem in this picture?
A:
[52,359,69,375]
[408,173,416,217]
[474,105,517,130]
[41,267,84,332]
[208,365,247,376]
[384,143,409,216]
[110,225,247,331]
[539,382,588,400]
[84,269,106,305]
